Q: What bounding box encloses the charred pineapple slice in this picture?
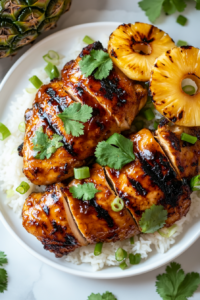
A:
[108,22,175,81]
[150,46,200,126]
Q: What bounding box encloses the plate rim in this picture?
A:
[0,21,200,279]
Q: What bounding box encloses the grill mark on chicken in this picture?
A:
[17,142,24,157]
[42,205,49,215]
[128,177,147,196]
[45,87,68,111]
[90,199,114,228]
[99,78,127,106]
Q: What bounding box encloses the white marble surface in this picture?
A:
[0,0,200,299]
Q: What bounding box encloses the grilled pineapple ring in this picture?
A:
[150,46,200,127]
[108,22,175,81]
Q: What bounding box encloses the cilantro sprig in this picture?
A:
[138,0,200,23]
[88,291,117,300]
[0,252,8,293]
[69,183,101,201]
[79,49,113,80]
[139,204,168,233]
[95,133,135,170]
[58,103,93,137]
[156,262,200,300]
[32,127,63,160]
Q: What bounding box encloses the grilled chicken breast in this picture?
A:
[105,129,191,228]
[22,184,87,257]
[156,123,200,179]
[63,163,139,244]
[62,41,147,131]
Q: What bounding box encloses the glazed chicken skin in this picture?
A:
[155,122,200,179]
[105,129,191,228]
[61,41,147,131]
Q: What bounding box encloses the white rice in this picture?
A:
[0,35,200,271]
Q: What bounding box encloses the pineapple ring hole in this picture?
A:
[181,77,199,96]
[132,43,152,55]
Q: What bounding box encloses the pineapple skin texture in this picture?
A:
[150,46,200,127]
[108,23,175,82]
[0,0,72,58]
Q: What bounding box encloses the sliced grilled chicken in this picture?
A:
[22,184,87,257]
[105,129,191,228]
[22,80,120,185]
[62,41,147,130]
[63,163,139,244]
[155,123,200,179]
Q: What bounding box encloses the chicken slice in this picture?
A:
[62,41,147,130]
[22,184,87,257]
[62,163,139,244]
[155,123,200,179]
[105,129,191,228]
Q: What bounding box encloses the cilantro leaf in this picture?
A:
[88,293,102,300]
[139,205,168,233]
[32,127,63,160]
[0,252,7,267]
[69,183,101,201]
[156,262,200,300]
[163,0,176,14]
[95,134,135,170]
[172,0,186,12]
[138,0,165,23]
[79,49,113,80]
[58,103,93,137]
[0,269,8,293]
[195,0,200,9]
[102,291,117,300]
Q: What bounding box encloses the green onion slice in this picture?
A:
[18,122,25,133]
[25,87,37,94]
[134,120,144,131]
[181,133,197,144]
[182,85,196,95]
[177,40,188,47]
[83,35,95,44]
[115,248,127,262]
[177,15,187,26]
[43,50,60,65]
[119,261,128,270]
[153,121,159,130]
[111,197,124,212]
[6,189,15,198]
[129,253,141,265]
[29,75,43,89]
[0,123,11,141]
[143,108,155,121]
[94,242,103,256]
[130,237,134,244]
[158,224,178,238]
[190,174,200,191]
[44,63,59,80]
[74,167,90,180]
[16,181,30,195]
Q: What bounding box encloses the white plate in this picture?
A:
[0,22,200,279]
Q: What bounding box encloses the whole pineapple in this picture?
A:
[0,0,71,58]
[108,23,175,82]
[150,46,200,127]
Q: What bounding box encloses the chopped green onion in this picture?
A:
[44,63,59,80]
[115,248,127,262]
[111,197,124,212]
[94,242,103,256]
[43,50,60,65]
[119,261,128,270]
[0,123,11,141]
[74,167,90,180]
[25,87,37,94]
[158,224,178,238]
[190,174,200,191]
[177,15,187,26]
[153,121,159,130]
[83,35,95,44]
[6,189,15,198]
[134,120,144,131]
[143,108,155,121]
[16,181,30,195]
[29,75,43,89]
[130,237,134,244]
[129,253,141,265]
[145,82,149,90]
[182,85,196,95]
[177,40,188,47]
[181,133,197,144]
[18,122,25,133]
